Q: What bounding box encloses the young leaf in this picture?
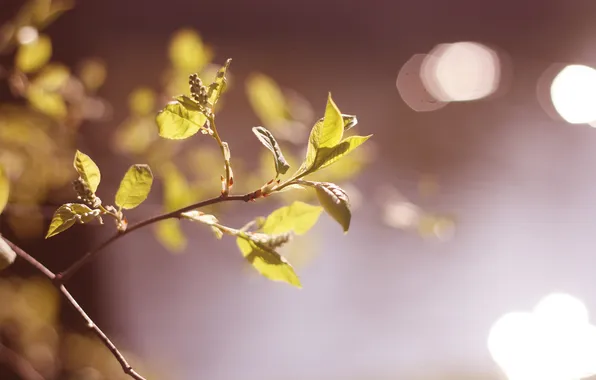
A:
[115,164,153,210]
[45,203,95,238]
[252,126,290,175]
[15,34,52,73]
[300,95,349,173]
[236,235,301,288]
[312,135,372,172]
[182,211,223,239]
[156,100,208,140]
[0,167,8,215]
[206,58,231,108]
[309,93,344,149]
[313,182,351,232]
[0,237,16,271]
[73,150,101,193]
[261,201,323,236]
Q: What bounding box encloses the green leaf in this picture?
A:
[155,219,187,252]
[128,87,156,116]
[261,201,323,236]
[168,29,211,72]
[0,237,16,271]
[115,164,153,210]
[156,100,208,140]
[73,150,101,193]
[206,58,231,109]
[0,167,8,215]
[26,84,67,120]
[301,94,345,171]
[15,34,52,73]
[236,235,301,288]
[45,203,95,238]
[312,135,372,172]
[252,126,290,175]
[313,182,351,232]
[310,93,344,149]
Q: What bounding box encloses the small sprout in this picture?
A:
[73,177,102,208]
[189,73,208,106]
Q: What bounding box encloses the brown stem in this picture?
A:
[1,236,146,380]
[0,341,45,380]
[58,286,145,380]
[57,192,253,283]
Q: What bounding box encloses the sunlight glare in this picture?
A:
[421,42,500,102]
[550,65,596,124]
[488,293,596,380]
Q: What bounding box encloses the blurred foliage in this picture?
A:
[0,277,157,379]
[0,0,110,239]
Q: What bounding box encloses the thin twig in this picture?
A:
[58,286,145,380]
[57,192,253,283]
[0,341,46,380]
[1,236,147,380]
[209,116,232,196]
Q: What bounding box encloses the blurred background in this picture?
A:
[3,0,596,379]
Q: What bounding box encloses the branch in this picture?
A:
[0,341,45,380]
[209,115,232,196]
[57,192,255,283]
[1,236,147,380]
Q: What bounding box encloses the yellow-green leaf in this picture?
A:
[236,236,301,288]
[313,135,372,172]
[128,87,156,116]
[115,164,153,210]
[0,237,16,271]
[252,126,290,175]
[15,34,52,73]
[45,203,95,238]
[207,59,231,109]
[73,150,101,193]
[156,100,208,140]
[169,29,210,71]
[309,93,344,149]
[261,201,323,236]
[313,182,351,232]
[155,219,187,252]
[26,84,67,119]
[0,167,8,214]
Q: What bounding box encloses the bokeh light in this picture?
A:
[16,26,38,45]
[396,54,448,112]
[421,42,501,102]
[488,293,596,380]
[550,65,596,124]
